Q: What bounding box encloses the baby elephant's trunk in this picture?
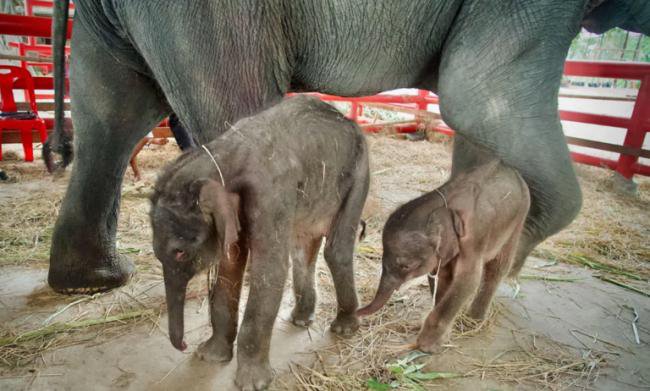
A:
[357,271,401,316]
[163,269,189,351]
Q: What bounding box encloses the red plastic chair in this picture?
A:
[0,65,47,162]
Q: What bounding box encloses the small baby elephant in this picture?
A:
[150,95,368,390]
[358,159,529,353]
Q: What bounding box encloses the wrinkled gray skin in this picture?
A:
[358,157,530,353]
[150,96,369,390]
[46,0,649,295]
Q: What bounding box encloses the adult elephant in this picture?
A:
[45,0,649,294]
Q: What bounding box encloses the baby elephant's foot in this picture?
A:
[290,308,315,327]
[235,361,273,391]
[195,337,233,363]
[466,305,489,322]
[330,313,359,336]
[416,327,449,354]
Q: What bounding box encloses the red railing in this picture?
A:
[1,12,648,177]
[561,61,650,178]
[302,63,650,178]
[0,13,72,38]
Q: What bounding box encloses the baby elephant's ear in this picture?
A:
[450,209,466,239]
[198,180,241,259]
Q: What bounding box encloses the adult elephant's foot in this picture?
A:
[48,253,134,294]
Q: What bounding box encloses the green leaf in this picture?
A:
[388,365,404,375]
[402,351,429,364]
[366,378,391,391]
[403,364,425,375]
[408,371,461,381]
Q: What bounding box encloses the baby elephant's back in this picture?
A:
[275,95,364,162]
[242,96,368,234]
[483,161,531,224]
[256,95,366,180]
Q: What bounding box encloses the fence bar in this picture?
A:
[564,60,650,80]
[0,13,72,38]
[615,75,650,178]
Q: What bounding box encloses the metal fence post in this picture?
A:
[616,75,650,179]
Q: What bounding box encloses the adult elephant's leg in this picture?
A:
[48,23,167,293]
[438,1,584,278]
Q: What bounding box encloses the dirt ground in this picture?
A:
[0,134,648,390]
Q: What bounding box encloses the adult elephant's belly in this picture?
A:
[288,0,461,96]
[292,54,441,96]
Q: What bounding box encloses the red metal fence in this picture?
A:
[1,12,648,177]
[562,61,650,178]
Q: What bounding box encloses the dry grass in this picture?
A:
[0,284,157,368]
[0,270,211,369]
[0,192,61,267]
[1,132,647,388]
[0,308,156,368]
[464,331,606,390]
[0,150,51,182]
[533,163,650,293]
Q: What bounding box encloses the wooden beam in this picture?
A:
[565,136,650,158]
[359,120,419,129]
[0,53,52,63]
[359,102,442,120]
[0,128,50,144]
[16,102,71,111]
[558,92,636,102]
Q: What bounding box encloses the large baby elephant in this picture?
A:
[150,96,369,390]
[358,159,530,353]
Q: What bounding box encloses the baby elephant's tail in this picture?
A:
[358,220,367,242]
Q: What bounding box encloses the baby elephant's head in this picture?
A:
[358,206,466,316]
[150,178,240,351]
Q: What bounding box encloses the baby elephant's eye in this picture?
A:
[396,259,411,271]
[179,235,197,243]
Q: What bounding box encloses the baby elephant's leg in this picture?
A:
[467,225,522,320]
[324,187,368,335]
[235,234,290,391]
[323,231,360,335]
[429,261,454,304]
[418,254,483,353]
[291,237,323,327]
[196,237,249,363]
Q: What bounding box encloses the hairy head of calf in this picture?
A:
[150,176,240,351]
[358,198,466,316]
